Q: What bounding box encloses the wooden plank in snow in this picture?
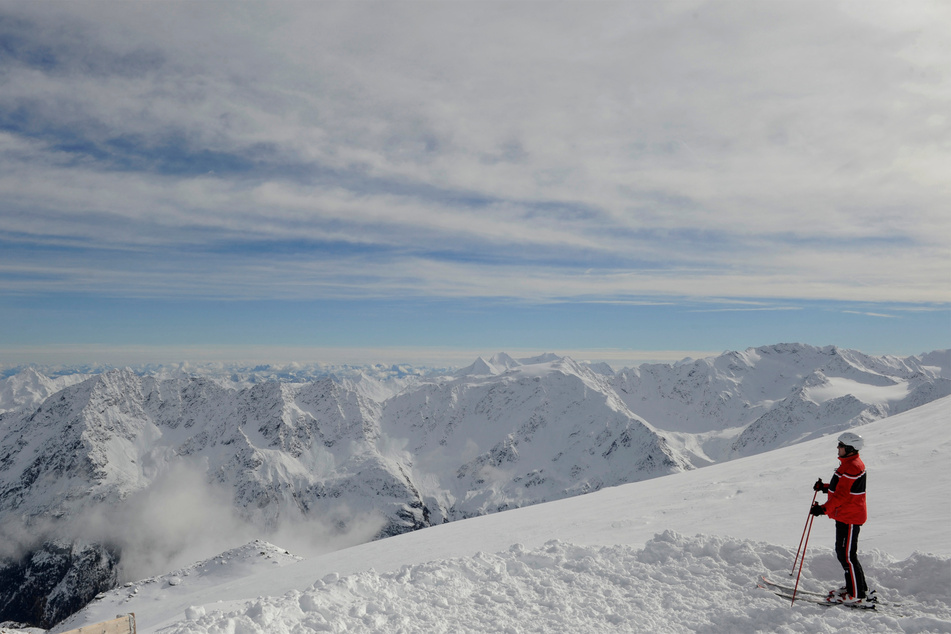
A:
[58,613,136,634]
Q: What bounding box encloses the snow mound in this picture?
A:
[161,532,950,634]
[152,540,304,587]
[51,540,302,634]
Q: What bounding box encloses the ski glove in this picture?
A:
[813,478,829,493]
[810,502,826,516]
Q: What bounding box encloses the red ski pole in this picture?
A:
[790,490,818,576]
[791,511,815,606]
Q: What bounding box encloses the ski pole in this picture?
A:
[790,490,818,576]
[791,511,814,606]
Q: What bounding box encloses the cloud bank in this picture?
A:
[0,462,384,582]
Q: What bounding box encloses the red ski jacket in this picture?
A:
[822,452,867,525]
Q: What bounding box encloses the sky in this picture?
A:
[0,1,948,369]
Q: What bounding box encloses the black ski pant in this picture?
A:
[835,521,867,599]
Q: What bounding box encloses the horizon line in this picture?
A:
[0,344,726,370]
[1,343,945,372]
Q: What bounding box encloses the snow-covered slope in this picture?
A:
[384,355,687,523]
[1,345,948,630]
[0,371,416,537]
[0,368,89,415]
[611,344,949,460]
[0,357,689,540]
[50,395,951,634]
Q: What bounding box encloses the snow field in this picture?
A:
[42,396,951,634]
[161,532,950,634]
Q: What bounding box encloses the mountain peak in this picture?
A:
[488,352,520,370]
[454,357,499,377]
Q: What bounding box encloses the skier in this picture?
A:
[810,431,875,608]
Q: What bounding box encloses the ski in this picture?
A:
[759,585,877,609]
[760,575,895,607]
[760,576,828,598]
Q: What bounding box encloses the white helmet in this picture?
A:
[838,431,864,452]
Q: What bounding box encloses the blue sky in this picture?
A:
[0,1,948,369]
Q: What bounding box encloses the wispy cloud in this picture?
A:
[688,306,803,314]
[841,310,898,319]
[0,1,948,309]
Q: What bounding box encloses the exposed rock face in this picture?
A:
[0,540,120,629]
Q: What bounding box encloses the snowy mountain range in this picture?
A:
[0,343,948,628]
[48,395,951,633]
